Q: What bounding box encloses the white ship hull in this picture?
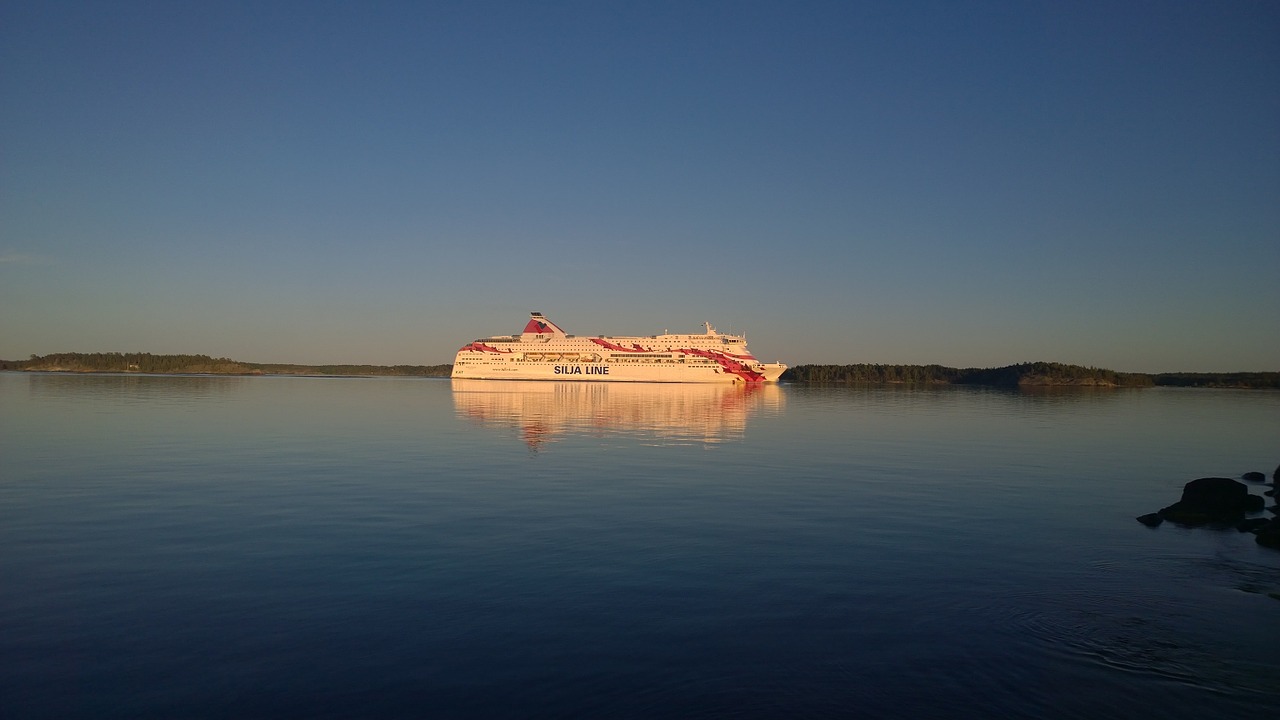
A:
[452,313,786,384]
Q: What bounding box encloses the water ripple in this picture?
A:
[996,584,1279,700]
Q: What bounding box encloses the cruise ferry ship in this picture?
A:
[451,312,786,384]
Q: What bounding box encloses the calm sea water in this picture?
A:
[2,372,1277,719]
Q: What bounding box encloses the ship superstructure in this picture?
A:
[451,312,786,384]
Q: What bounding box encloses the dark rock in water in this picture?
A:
[1158,506,1211,526]
[1158,477,1263,526]
[1237,517,1273,533]
[1257,524,1280,550]
[1136,513,1164,527]
[1243,471,1266,482]
[1181,477,1248,510]
[1274,464,1280,483]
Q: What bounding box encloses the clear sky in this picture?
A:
[2,1,1277,372]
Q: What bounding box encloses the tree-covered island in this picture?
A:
[782,362,1280,389]
[2,353,1276,388]
[2,352,452,377]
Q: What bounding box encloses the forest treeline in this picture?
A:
[3,353,1276,388]
[1146,372,1280,389]
[779,362,1280,389]
[1,353,452,377]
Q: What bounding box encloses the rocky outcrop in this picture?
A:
[1139,474,1279,550]
[1243,471,1266,482]
[1157,477,1264,526]
[1257,524,1280,549]
[1136,513,1163,527]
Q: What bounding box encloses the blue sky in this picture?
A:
[2,1,1277,372]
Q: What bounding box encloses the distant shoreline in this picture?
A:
[3,353,1277,389]
[782,363,1280,389]
[2,353,451,378]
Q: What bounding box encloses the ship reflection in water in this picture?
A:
[450,379,784,449]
